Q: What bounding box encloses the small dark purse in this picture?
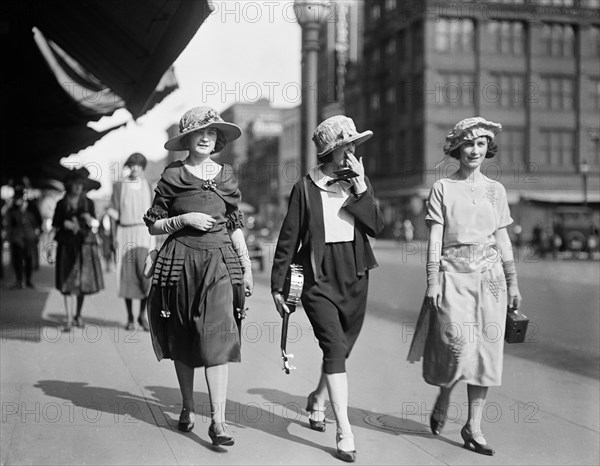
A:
[505,308,529,344]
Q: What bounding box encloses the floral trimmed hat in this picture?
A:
[164,106,242,151]
[443,117,502,157]
[312,115,373,158]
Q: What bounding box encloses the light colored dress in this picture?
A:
[408,175,513,387]
[112,178,153,299]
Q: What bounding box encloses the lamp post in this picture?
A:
[580,159,590,207]
[294,0,330,175]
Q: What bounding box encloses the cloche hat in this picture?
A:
[443,117,502,157]
[124,152,147,169]
[312,115,373,158]
[164,106,242,151]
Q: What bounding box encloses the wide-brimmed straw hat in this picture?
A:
[312,115,373,158]
[443,117,502,157]
[164,106,242,151]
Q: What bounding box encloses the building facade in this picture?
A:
[347,0,600,241]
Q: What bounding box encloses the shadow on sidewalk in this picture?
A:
[32,381,330,455]
[247,388,438,440]
[1,268,55,343]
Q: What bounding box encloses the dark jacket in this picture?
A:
[271,174,385,293]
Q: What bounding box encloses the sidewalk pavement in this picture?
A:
[1,248,599,465]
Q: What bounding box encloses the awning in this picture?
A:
[1,0,213,188]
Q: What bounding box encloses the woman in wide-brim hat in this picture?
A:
[52,167,104,330]
[407,116,522,456]
[143,106,253,446]
[271,115,384,463]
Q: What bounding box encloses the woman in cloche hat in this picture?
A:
[51,168,104,329]
[271,115,385,463]
[143,106,253,446]
[407,117,522,456]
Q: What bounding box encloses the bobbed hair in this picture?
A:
[449,136,498,159]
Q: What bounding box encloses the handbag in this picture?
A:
[505,308,529,343]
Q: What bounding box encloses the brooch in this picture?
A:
[202,179,217,191]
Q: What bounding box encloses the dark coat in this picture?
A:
[271,174,385,293]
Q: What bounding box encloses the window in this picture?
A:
[370,93,380,111]
[540,76,575,110]
[590,26,600,57]
[499,128,525,166]
[386,87,396,105]
[541,130,575,168]
[590,78,600,111]
[489,73,525,107]
[438,72,477,106]
[371,4,381,21]
[488,21,525,55]
[435,19,474,53]
[541,23,575,57]
[386,38,396,56]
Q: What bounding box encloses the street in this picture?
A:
[1,241,599,465]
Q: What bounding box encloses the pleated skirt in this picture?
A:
[148,237,243,368]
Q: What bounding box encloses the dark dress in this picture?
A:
[271,172,385,374]
[144,162,244,368]
[52,195,104,295]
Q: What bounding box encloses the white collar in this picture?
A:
[308,166,351,193]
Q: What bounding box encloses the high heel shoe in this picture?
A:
[336,431,357,463]
[460,425,494,456]
[305,391,326,432]
[429,395,447,436]
[177,408,195,432]
[208,421,234,446]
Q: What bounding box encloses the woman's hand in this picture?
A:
[64,219,80,233]
[243,268,254,297]
[80,212,92,226]
[183,212,216,231]
[345,151,367,194]
[272,292,290,318]
[425,283,442,312]
[508,284,522,311]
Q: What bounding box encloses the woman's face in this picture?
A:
[458,136,488,170]
[128,164,144,179]
[331,142,356,167]
[68,182,84,196]
[188,128,218,157]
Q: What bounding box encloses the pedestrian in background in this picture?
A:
[272,115,384,463]
[107,153,153,331]
[5,185,41,289]
[144,107,253,446]
[408,117,522,456]
[51,168,104,330]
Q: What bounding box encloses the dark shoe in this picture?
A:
[137,315,149,332]
[25,281,35,289]
[208,421,234,446]
[63,320,73,332]
[460,425,494,456]
[306,391,326,432]
[74,315,83,328]
[9,282,23,290]
[336,432,357,463]
[177,408,195,432]
[125,321,135,331]
[430,395,448,436]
